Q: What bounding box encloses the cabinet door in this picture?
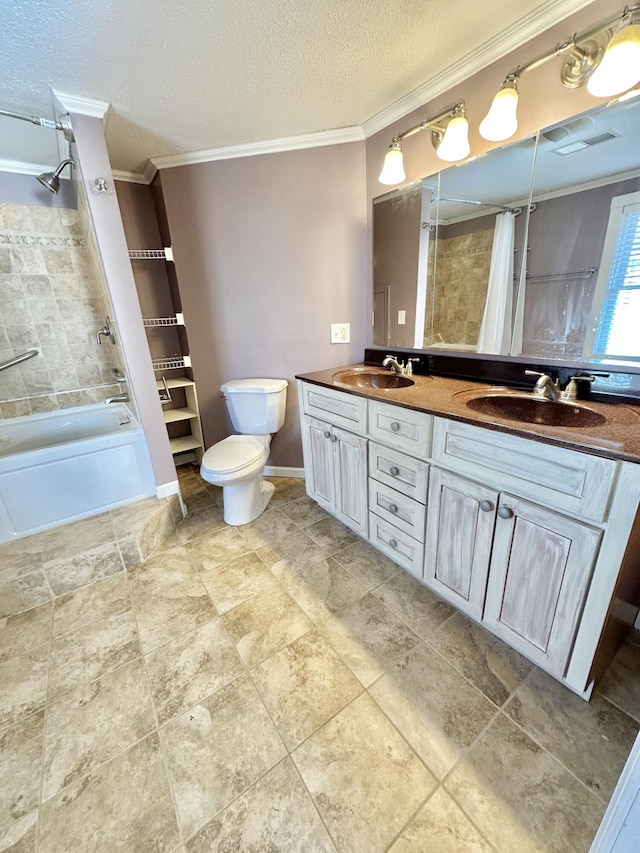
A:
[333,425,368,537]
[484,495,601,678]
[303,416,335,511]
[424,468,497,620]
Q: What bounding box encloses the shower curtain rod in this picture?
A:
[434,196,521,215]
[0,108,74,141]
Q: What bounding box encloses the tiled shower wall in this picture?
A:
[0,189,125,419]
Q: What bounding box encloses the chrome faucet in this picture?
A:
[105,393,129,404]
[382,356,420,376]
[525,370,560,401]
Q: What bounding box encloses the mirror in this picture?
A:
[372,94,640,367]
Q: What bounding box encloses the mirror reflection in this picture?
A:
[372,94,640,366]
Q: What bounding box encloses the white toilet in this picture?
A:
[200,378,288,526]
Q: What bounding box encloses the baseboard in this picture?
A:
[156,480,181,500]
[264,466,305,478]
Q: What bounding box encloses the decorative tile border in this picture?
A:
[0,233,84,247]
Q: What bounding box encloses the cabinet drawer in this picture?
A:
[301,383,367,434]
[369,479,426,542]
[369,513,424,578]
[432,417,616,522]
[368,400,431,458]
[369,442,429,504]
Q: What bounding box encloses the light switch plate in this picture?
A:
[398,310,406,325]
[330,323,350,343]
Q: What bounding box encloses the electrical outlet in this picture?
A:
[330,323,350,344]
[398,310,406,325]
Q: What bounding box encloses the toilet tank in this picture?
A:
[221,378,288,435]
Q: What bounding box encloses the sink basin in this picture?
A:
[465,393,606,428]
[332,369,415,390]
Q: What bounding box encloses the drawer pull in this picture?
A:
[498,506,514,519]
[479,500,494,513]
[388,538,398,549]
[389,466,400,476]
[388,504,398,514]
[390,421,401,432]
[331,434,338,443]
[323,430,331,439]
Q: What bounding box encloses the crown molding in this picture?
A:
[143,159,158,184]
[52,91,110,119]
[112,169,150,184]
[151,125,364,170]
[362,0,597,138]
[0,159,51,176]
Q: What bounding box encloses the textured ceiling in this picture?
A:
[2,0,592,174]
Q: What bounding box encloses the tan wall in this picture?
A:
[160,142,368,468]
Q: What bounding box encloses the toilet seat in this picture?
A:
[201,435,268,475]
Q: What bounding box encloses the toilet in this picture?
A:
[200,378,288,526]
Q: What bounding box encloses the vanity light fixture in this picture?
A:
[378,101,468,185]
[480,4,640,143]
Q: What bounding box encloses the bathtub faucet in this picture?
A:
[105,393,129,404]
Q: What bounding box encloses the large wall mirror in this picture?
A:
[373,94,640,368]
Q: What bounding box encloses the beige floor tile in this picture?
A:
[280,494,330,528]
[252,630,363,750]
[598,641,640,723]
[184,526,251,571]
[146,618,244,724]
[39,734,180,853]
[265,477,308,507]
[52,572,130,637]
[304,516,359,554]
[0,811,37,852]
[429,611,532,706]
[172,505,226,545]
[127,545,199,595]
[44,542,124,596]
[160,675,286,838]
[373,571,456,640]
[237,507,299,549]
[42,513,115,563]
[200,552,277,613]
[257,528,328,572]
[187,756,336,852]
[0,710,44,838]
[505,667,638,800]
[0,601,52,659]
[333,539,401,590]
[47,610,140,701]
[110,497,170,536]
[389,787,493,853]
[0,571,53,618]
[223,585,312,667]
[42,657,155,800]
[272,555,368,625]
[0,532,46,583]
[318,593,420,687]
[445,713,605,853]
[293,693,436,853]
[0,641,49,729]
[182,485,216,515]
[370,642,498,779]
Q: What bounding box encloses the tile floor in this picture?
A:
[2,466,640,853]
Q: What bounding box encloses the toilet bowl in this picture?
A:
[199,378,287,526]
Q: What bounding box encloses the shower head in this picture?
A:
[37,158,74,194]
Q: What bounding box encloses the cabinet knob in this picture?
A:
[323,431,331,439]
[389,466,400,477]
[331,434,338,442]
[388,538,398,549]
[479,500,494,513]
[388,504,398,514]
[390,421,401,432]
[497,506,514,519]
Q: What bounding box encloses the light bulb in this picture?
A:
[479,82,519,141]
[379,141,406,185]
[587,18,640,97]
[436,114,470,162]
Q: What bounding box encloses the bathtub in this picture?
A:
[0,403,156,542]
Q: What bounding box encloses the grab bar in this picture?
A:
[0,348,39,373]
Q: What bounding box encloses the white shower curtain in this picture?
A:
[477,211,516,354]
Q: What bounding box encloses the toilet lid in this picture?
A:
[201,435,267,475]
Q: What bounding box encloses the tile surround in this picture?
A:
[1,469,638,853]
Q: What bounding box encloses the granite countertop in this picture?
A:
[296,364,640,464]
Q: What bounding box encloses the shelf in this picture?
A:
[155,376,195,390]
[151,355,191,371]
[169,435,203,455]
[143,314,184,328]
[128,247,174,261]
[163,407,199,423]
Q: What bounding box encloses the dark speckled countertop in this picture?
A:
[296,364,640,464]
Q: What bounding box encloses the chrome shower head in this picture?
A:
[37,158,74,194]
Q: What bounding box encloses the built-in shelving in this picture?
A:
[151,355,192,372]
[128,247,174,261]
[143,314,185,328]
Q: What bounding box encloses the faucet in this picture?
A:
[382,355,420,376]
[105,393,129,404]
[525,370,560,401]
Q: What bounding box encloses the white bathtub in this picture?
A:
[0,403,156,542]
